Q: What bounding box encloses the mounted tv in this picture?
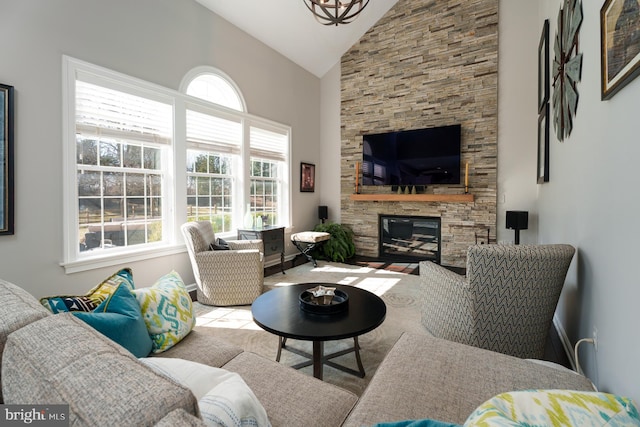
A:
[362,124,461,186]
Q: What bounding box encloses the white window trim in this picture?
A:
[61,57,292,274]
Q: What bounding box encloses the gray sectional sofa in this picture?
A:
[0,279,594,426]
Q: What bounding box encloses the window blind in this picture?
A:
[75,80,172,144]
[250,126,288,162]
[186,109,242,155]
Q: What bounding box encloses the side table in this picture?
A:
[238,226,285,274]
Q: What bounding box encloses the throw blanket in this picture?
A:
[140,357,271,427]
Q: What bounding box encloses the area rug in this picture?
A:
[192,261,429,396]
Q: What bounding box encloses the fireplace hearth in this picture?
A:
[379,215,441,263]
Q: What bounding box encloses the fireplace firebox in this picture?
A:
[379,215,441,263]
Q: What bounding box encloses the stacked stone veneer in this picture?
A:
[341,0,498,268]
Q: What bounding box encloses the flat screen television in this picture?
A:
[361,124,461,186]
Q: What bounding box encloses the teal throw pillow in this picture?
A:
[74,282,152,358]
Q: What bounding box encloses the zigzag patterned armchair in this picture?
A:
[420,244,575,359]
[181,221,264,306]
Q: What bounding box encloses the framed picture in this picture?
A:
[0,83,14,235]
[538,19,550,113]
[538,103,550,184]
[300,162,315,192]
[600,0,640,100]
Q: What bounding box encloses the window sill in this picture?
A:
[61,244,186,274]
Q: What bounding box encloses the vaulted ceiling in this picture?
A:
[194,0,400,77]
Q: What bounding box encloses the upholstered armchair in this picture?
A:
[420,244,575,359]
[181,221,264,306]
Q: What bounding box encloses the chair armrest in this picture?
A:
[419,261,474,344]
[195,248,261,263]
[227,239,263,252]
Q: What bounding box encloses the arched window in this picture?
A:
[181,67,289,236]
[181,67,246,112]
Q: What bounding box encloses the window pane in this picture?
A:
[197,176,209,195]
[103,172,124,196]
[195,154,208,173]
[125,173,144,197]
[144,147,161,170]
[100,141,121,167]
[127,198,144,219]
[77,138,98,165]
[78,171,101,197]
[123,144,142,168]
[147,174,161,197]
[103,198,124,221]
[187,176,196,196]
[186,74,244,111]
[79,198,101,225]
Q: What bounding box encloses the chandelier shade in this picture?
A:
[303,0,370,26]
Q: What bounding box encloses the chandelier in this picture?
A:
[303,0,370,26]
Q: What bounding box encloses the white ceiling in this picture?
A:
[194,0,400,78]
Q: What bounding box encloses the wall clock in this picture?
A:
[552,0,583,141]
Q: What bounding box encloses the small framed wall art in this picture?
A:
[300,162,315,192]
[538,103,550,184]
[0,83,14,235]
[538,19,550,113]
[600,0,640,100]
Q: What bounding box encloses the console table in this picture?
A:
[238,226,285,274]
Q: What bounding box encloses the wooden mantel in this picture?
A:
[349,193,474,203]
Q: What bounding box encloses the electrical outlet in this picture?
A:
[593,326,598,351]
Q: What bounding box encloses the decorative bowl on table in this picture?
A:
[299,285,349,315]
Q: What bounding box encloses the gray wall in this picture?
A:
[535,0,640,403]
[0,0,322,297]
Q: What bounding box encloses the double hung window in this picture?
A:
[63,58,291,273]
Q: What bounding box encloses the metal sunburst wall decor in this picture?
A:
[552,0,584,142]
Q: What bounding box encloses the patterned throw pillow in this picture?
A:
[133,271,195,353]
[464,389,640,426]
[40,268,135,313]
[73,282,153,358]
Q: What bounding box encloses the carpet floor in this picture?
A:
[193,261,429,397]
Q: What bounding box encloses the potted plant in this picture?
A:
[312,222,356,263]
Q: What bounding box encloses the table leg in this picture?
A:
[313,341,324,380]
[276,336,286,362]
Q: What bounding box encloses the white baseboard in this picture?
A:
[553,314,577,371]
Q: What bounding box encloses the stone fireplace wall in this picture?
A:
[340,0,499,268]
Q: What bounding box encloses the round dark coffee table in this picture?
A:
[251,283,386,380]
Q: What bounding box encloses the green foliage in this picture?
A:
[312,222,356,263]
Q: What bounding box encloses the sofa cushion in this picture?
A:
[155,408,208,427]
[223,351,358,427]
[0,279,51,403]
[74,282,153,357]
[133,271,195,353]
[342,333,595,426]
[2,314,199,426]
[40,268,135,313]
[464,390,640,426]
[140,357,270,427]
[151,327,244,367]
